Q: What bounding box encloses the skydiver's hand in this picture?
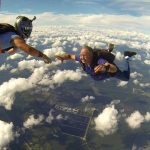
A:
[94,65,106,74]
[56,54,71,63]
[42,54,52,64]
[56,55,65,63]
[7,48,16,54]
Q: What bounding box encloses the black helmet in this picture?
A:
[15,16,36,39]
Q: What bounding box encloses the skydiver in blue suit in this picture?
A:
[56,45,136,81]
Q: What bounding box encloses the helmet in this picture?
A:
[15,16,36,39]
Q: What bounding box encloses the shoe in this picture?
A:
[124,51,137,57]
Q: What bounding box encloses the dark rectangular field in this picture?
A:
[52,105,90,138]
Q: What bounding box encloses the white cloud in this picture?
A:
[110,99,120,105]
[0,120,14,149]
[52,41,62,48]
[7,53,24,60]
[126,111,150,129]
[51,69,86,85]
[29,67,46,83]
[139,83,150,88]
[0,77,31,110]
[56,114,63,120]
[130,72,143,79]
[133,79,139,85]
[81,95,95,103]
[0,58,85,110]
[144,60,150,65]
[36,68,86,87]
[117,81,128,87]
[46,110,54,124]
[10,68,18,74]
[94,42,106,49]
[26,55,33,59]
[31,25,150,53]
[145,112,150,122]
[94,105,119,136]
[17,54,62,73]
[0,63,12,71]
[23,114,44,128]
[132,79,150,87]
[0,67,46,110]
[126,111,144,129]
[38,68,86,87]
[43,47,65,58]
[18,59,45,71]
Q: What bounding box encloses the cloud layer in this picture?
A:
[1,12,150,34]
[0,23,149,110]
[0,17,150,149]
[0,120,14,149]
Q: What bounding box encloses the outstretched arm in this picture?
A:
[56,54,76,63]
[11,37,51,63]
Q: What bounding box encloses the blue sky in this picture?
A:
[0,0,150,16]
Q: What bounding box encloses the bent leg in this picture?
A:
[115,58,130,81]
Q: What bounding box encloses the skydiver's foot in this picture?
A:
[108,49,113,53]
[108,43,114,53]
[124,51,137,57]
